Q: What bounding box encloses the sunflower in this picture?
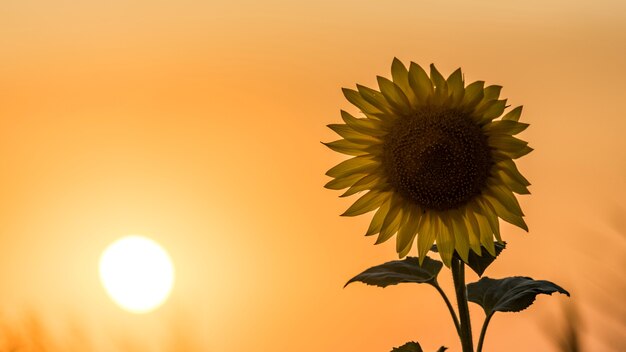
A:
[324,58,531,266]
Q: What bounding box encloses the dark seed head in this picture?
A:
[382,107,493,211]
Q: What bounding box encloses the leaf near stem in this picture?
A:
[345,256,443,288]
[467,276,570,316]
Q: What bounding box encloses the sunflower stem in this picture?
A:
[452,257,474,352]
[476,313,493,352]
[434,283,461,336]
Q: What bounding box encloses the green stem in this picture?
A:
[434,283,461,336]
[476,313,493,352]
[452,257,474,352]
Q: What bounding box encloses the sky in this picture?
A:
[0,0,625,351]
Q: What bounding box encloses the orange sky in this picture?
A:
[1,1,625,351]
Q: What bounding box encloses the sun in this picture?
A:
[99,235,175,313]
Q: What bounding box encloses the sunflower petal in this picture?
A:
[396,206,421,254]
[483,193,528,231]
[502,105,523,121]
[365,197,392,236]
[341,173,385,197]
[327,124,381,144]
[462,81,485,110]
[488,135,529,153]
[483,120,529,136]
[450,214,471,262]
[325,156,377,178]
[464,209,483,255]
[377,197,404,244]
[474,211,496,256]
[447,68,464,106]
[339,110,388,137]
[483,85,503,101]
[324,173,364,190]
[341,190,388,216]
[417,213,437,264]
[391,58,419,107]
[486,183,524,216]
[495,159,531,186]
[437,215,455,267]
[408,62,434,103]
[482,99,508,120]
[342,88,384,116]
[398,233,415,258]
[322,140,369,156]
[492,170,530,195]
[377,76,412,114]
[477,198,502,242]
[356,84,397,115]
[430,64,448,103]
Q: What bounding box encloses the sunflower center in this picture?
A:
[382,107,493,211]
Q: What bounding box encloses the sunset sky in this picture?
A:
[1,1,625,351]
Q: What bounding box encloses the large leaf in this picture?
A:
[431,242,506,276]
[390,342,447,352]
[345,256,442,288]
[467,276,570,316]
[391,342,423,352]
[464,242,506,276]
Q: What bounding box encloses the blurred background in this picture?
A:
[0,0,625,350]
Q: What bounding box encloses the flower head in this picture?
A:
[324,58,531,266]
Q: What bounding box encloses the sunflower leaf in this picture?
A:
[391,341,423,352]
[390,342,447,352]
[430,242,505,276]
[344,256,443,288]
[467,276,570,316]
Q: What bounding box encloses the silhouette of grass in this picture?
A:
[0,311,202,352]
[546,206,626,352]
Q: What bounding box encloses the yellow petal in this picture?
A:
[502,105,523,121]
[447,68,464,106]
[341,190,388,216]
[339,110,388,137]
[365,197,392,236]
[398,233,415,258]
[327,123,381,144]
[483,85,502,101]
[396,205,421,253]
[449,211,470,262]
[482,120,529,136]
[474,211,496,256]
[391,58,419,107]
[494,159,530,186]
[356,84,398,116]
[325,156,377,178]
[488,135,529,154]
[464,208,483,255]
[430,64,448,104]
[476,198,501,242]
[408,62,434,103]
[324,173,364,190]
[437,215,455,267]
[492,169,530,195]
[376,198,404,244]
[342,88,384,116]
[377,76,412,114]
[322,140,369,156]
[341,173,386,197]
[462,81,485,110]
[417,212,437,263]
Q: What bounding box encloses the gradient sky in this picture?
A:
[1,1,625,351]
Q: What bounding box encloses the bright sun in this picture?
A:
[99,235,175,313]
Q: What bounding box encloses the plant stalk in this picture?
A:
[434,283,461,336]
[452,257,474,352]
[476,313,493,352]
